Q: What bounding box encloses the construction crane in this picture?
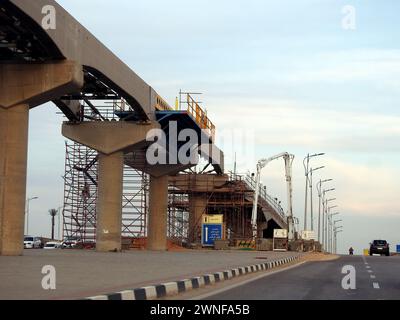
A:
[251,152,295,241]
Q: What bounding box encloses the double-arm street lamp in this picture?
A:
[317,180,333,242]
[325,205,338,251]
[308,166,324,232]
[322,194,335,250]
[303,153,325,231]
[333,224,343,254]
[26,196,39,235]
[328,210,340,253]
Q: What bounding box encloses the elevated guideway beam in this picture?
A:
[0,0,224,254]
[2,0,161,119]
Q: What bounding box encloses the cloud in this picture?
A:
[322,158,400,217]
[211,98,400,154]
[275,49,400,84]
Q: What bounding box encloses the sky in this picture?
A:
[26,0,400,254]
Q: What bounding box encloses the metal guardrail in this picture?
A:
[229,172,286,220]
[186,94,216,142]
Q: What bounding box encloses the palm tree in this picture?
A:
[49,209,57,240]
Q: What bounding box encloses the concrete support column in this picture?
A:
[0,104,29,256]
[188,194,207,244]
[96,151,124,252]
[147,175,168,251]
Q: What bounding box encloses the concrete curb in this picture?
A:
[86,255,300,300]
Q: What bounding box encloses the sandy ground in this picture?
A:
[299,252,340,262]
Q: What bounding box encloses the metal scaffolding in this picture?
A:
[121,164,148,238]
[62,142,98,242]
[61,98,150,245]
[167,187,190,245]
[62,141,149,243]
[167,172,257,245]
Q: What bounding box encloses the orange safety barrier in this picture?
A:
[186,94,216,141]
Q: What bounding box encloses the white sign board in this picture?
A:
[273,229,288,239]
[301,230,316,240]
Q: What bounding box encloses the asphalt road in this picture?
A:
[203,255,400,300]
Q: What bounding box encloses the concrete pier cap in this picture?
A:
[0,61,83,256]
[62,120,171,253]
[61,121,160,155]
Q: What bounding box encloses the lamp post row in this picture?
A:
[303,153,343,253]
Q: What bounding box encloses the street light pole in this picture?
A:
[317,179,332,242]
[334,228,343,254]
[328,211,339,253]
[322,192,335,250]
[303,154,310,231]
[325,202,337,251]
[332,222,342,253]
[25,196,38,235]
[303,153,324,231]
[309,166,324,232]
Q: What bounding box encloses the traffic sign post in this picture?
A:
[273,229,288,251]
[201,223,223,246]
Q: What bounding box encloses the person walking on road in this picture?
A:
[349,247,354,255]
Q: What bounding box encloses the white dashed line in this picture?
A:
[370,275,376,279]
[373,282,380,289]
[366,266,371,269]
[367,270,372,273]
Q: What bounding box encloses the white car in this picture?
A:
[24,236,42,249]
[43,241,61,249]
[61,236,81,248]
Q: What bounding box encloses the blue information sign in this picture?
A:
[202,224,223,246]
[396,245,400,253]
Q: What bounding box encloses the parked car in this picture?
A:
[369,240,390,256]
[61,236,81,248]
[24,236,42,249]
[43,241,61,249]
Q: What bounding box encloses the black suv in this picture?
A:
[369,240,390,256]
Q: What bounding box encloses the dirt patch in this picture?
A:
[300,252,340,262]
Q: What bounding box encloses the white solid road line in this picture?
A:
[190,261,308,300]
[373,282,380,289]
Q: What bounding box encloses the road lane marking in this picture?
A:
[366,265,371,269]
[373,282,380,289]
[370,275,376,279]
[190,261,308,300]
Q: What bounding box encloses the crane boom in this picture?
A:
[251,152,295,240]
